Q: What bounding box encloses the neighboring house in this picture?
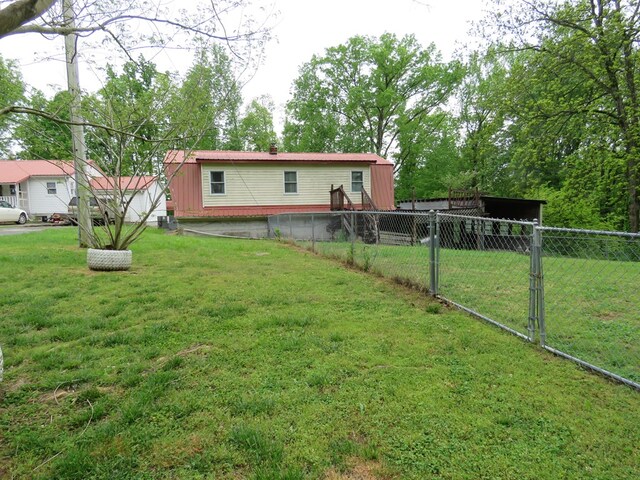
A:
[164,147,395,219]
[0,159,166,223]
[0,160,75,219]
[90,176,167,224]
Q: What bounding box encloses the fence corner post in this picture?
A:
[429,210,438,296]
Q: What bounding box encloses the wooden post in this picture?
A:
[64,0,93,247]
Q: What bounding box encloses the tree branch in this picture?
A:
[1,105,173,142]
[0,0,56,38]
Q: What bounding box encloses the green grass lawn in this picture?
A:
[1,228,639,479]
[313,240,640,383]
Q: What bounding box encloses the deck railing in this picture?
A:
[330,185,354,211]
[361,188,377,211]
[448,188,480,209]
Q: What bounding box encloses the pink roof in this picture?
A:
[0,160,74,183]
[90,176,157,191]
[163,150,392,166]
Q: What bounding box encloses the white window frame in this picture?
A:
[209,171,225,195]
[284,171,298,194]
[46,181,57,195]
[351,171,364,193]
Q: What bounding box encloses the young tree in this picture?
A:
[0,0,272,248]
[283,34,463,173]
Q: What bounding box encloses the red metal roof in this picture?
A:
[163,150,392,165]
[90,176,157,191]
[0,160,74,183]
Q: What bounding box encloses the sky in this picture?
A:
[0,0,487,130]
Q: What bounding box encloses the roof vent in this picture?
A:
[269,143,278,155]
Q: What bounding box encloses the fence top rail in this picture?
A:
[437,212,537,227]
[268,211,541,226]
[269,210,428,218]
[538,225,640,239]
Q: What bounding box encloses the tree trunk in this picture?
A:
[628,155,639,232]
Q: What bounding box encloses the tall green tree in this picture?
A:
[283,34,463,173]
[86,57,175,175]
[14,90,72,159]
[238,95,277,151]
[394,112,462,200]
[0,55,25,155]
[456,49,516,195]
[486,0,640,231]
[173,46,243,151]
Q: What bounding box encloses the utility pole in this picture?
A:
[63,0,93,247]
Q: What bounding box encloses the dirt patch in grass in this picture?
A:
[176,344,213,357]
[40,388,73,404]
[324,459,393,480]
[153,344,212,363]
[5,376,29,393]
[150,434,205,469]
[595,311,620,321]
[39,381,83,404]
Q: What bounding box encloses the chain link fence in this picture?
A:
[267,211,640,389]
[539,227,640,386]
[270,211,432,291]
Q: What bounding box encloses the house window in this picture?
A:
[351,171,363,193]
[210,171,225,194]
[284,171,297,194]
[46,182,57,195]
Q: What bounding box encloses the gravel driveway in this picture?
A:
[0,225,53,236]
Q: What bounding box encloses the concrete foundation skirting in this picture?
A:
[178,214,338,241]
[178,219,270,238]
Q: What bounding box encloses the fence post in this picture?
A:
[429,210,438,295]
[534,222,546,346]
[311,213,315,253]
[351,211,356,244]
[527,221,538,343]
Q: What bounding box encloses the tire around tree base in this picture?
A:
[87,248,132,271]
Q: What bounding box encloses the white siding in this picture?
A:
[123,182,166,224]
[201,164,371,207]
[26,176,74,216]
